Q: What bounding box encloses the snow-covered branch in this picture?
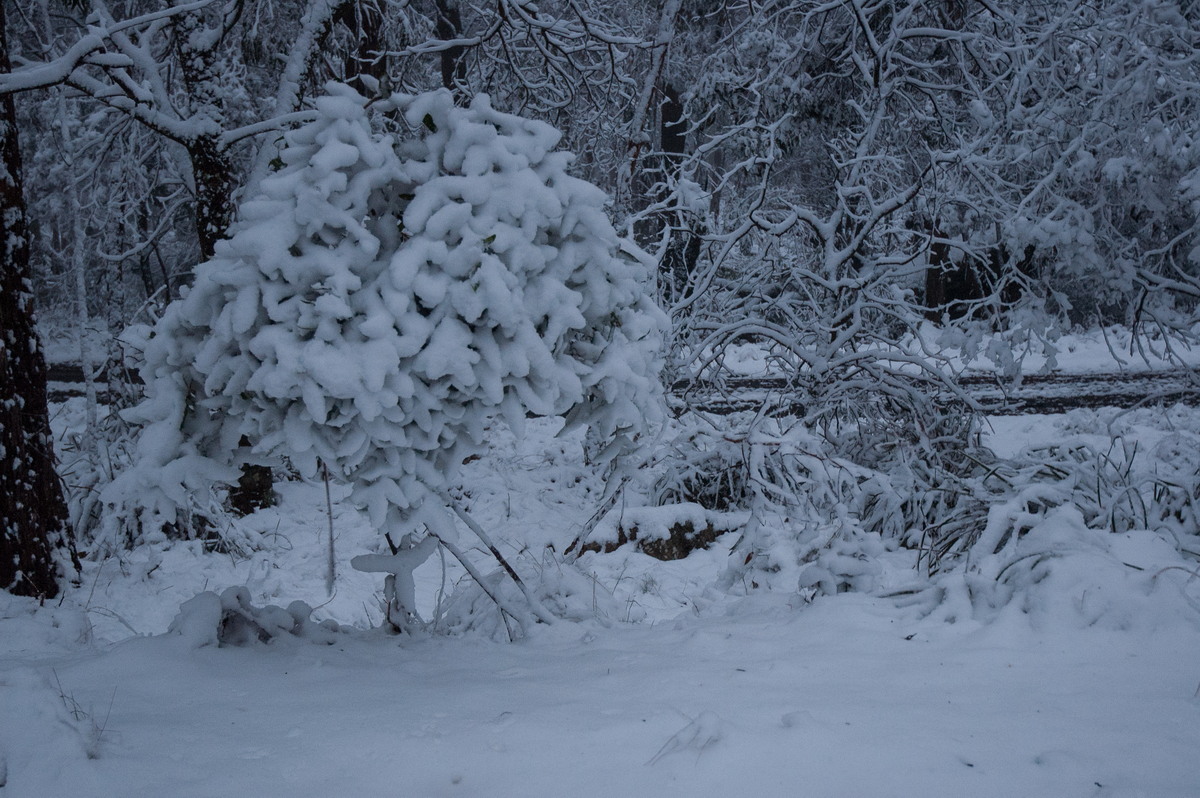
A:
[0,0,220,95]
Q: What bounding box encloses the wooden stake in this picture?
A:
[323,462,335,597]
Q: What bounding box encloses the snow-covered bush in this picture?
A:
[873,421,1200,592]
[57,336,192,555]
[915,504,1200,630]
[103,84,665,549]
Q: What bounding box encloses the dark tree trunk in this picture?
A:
[228,438,275,516]
[658,84,704,302]
[229,462,276,515]
[0,2,71,599]
[433,0,468,103]
[173,11,236,265]
[921,223,960,321]
[660,85,687,167]
[340,0,388,94]
[189,134,236,263]
[921,218,1035,322]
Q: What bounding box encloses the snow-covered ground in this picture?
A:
[3,409,1200,796]
[4,588,1197,797]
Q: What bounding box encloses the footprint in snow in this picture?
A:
[647,711,722,765]
[780,710,818,728]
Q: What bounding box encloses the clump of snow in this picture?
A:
[351,532,439,632]
[168,591,223,648]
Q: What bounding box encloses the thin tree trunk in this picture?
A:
[245,0,346,195]
[618,0,681,216]
[657,82,703,302]
[57,94,99,449]
[342,0,388,94]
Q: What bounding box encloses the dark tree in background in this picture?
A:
[0,1,69,599]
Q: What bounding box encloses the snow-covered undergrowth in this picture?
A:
[39,404,1200,639]
[4,405,1199,794]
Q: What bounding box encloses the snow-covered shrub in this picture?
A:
[900,429,1200,580]
[103,84,665,547]
[654,423,756,512]
[51,337,166,555]
[683,410,1200,615]
[952,428,1200,548]
[1008,432,1200,547]
[890,419,1200,624]
[648,418,887,594]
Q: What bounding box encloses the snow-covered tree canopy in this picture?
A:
[108,84,665,536]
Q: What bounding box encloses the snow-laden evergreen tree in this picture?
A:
[103,84,664,546]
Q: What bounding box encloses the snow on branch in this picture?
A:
[0,0,220,96]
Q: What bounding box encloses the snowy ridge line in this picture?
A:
[671,369,1199,416]
[45,363,1196,387]
[672,368,1198,391]
[46,365,1199,414]
[48,383,113,404]
[46,363,125,384]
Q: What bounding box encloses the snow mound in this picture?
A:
[169,586,341,648]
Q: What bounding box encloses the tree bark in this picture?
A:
[173,9,235,263]
[0,2,70,599]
